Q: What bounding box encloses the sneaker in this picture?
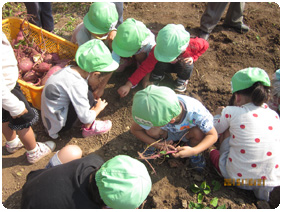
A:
[82,120,112,138]
[190,153,206,172]
[174,80,188,92]
[27,141,56,164]
[115,57,134,73]
[6,140,24,154]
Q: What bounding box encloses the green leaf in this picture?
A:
[200,181,207,189]
[197,193,203,203]
[210,197,218,207]
[203,184,211,194]
[159,151,167,155]
[212,180,221,191]
[188,201,195,209]
[216,204,226,209]
[190,184,201,194]
[194,203,204,209]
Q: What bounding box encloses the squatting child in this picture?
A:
[210,67,280,201]
[118,24,209,97]
[131,85,218,171]
[41,39,118,139]
[2,32,55,164]
[112,18,156,73]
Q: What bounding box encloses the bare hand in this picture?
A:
[181,57,193,65]
[12,108,28,119]
[215,106,225,115]
[172,146,195,158]
[92,98,108,114]
[117,85,131,98]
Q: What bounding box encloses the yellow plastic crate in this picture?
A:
[2,17,78,110]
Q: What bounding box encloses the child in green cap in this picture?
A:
[22,151,152,209]
[112,18,156,73]
[71,2,119,48]
[131,85,218,172]
[118,24,209,97]
[210,67,280,201]
[41,39,118,139]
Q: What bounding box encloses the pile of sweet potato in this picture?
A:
[13,19,70,86]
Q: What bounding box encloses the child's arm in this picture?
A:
[131,122,169,149]
[172,126,218,158]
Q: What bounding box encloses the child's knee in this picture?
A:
[57,145,82,164]
[186,127,205,144]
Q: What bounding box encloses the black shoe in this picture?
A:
[223,23,250,33]
[198,30,210,40]
[149,74,165,86]
[174,80,188,92]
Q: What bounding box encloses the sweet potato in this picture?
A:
[18,57,33,73]
[23,70,37,82]
[41,65,64,85]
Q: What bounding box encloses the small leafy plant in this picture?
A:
[188,181,226,209]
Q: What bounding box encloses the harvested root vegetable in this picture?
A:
[38,62,52,72]
[23,70,37,82]
[41,65,64,85]
[18,58,33,73]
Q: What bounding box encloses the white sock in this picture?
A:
[27,143,39,155]
[6,135,21,148]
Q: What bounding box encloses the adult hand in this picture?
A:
[12,108,28,119]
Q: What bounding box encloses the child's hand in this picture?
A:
[215,106,225,115]
[92,98,108,114]
[118,84,131,98]
[172,146,195,158]
[181,57,193,65]
[12,108,28,119]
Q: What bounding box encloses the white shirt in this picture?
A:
[2,32,26,116]
[214,103,280,186]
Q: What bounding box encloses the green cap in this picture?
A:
[231,67,271,93]
[95,155,152,209]
[154,24,190,62]
[75,39,119,72]
[83,2,118,34]
[132,85,181,127]
[112,18,150,57]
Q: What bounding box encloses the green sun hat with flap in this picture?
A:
[75,39,119,72]
[231,67,271,93]
[112,18,150,57]
[95,155,152,209]
[154,24,190,63]
[83,2,118,34]
[132,85,181,127]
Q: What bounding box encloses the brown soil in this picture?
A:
[2,2,280,209]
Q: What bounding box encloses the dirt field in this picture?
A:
[2,2,280,209]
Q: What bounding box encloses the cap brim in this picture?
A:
[83,15,108,34]
[112,40,137,58]
[99,59,119,72]
[154,47,177,63]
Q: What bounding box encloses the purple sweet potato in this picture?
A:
[41,65,64,85]
[18,57,33,73]
[23,70,37,82]
[36,62,52,72]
